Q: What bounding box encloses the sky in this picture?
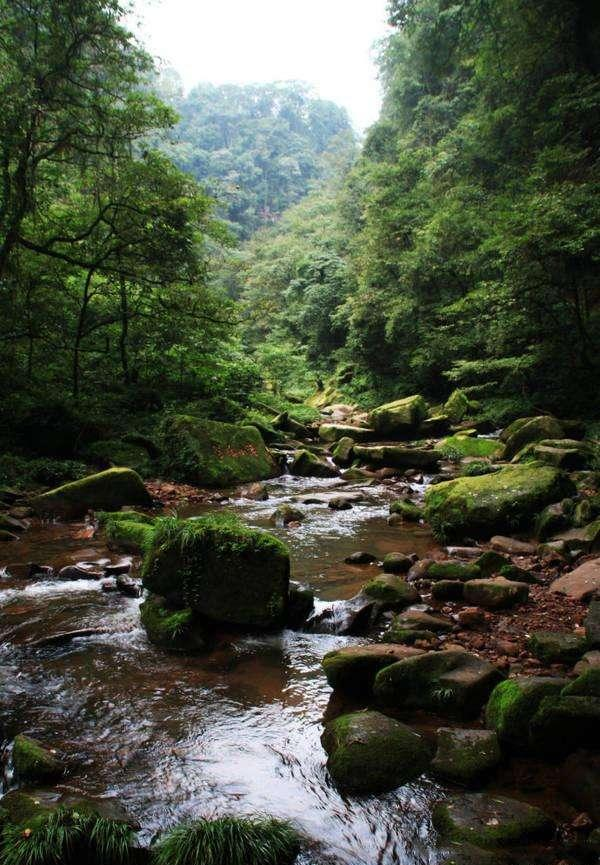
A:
[131,0,391,131]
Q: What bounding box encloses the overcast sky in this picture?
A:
[131,0,390,131]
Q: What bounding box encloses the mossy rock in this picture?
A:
[0,791,51,824]
[354,444,439,469]
[431,580,464,601]
[83,439,153,476]
[389,500,423,521]
[432,728,501,786]
[475,551,509,578]
[319,424,374,443]
[485,676,567,750]
[374,650,504,718]
[332,436,355,467]
[322,644,422,696]
[424,464,573,542]
[532,443,589,470]
[527,631,588,665]
[140,595,207,653]
[382,627,439,646]
[436,436,503,460]
[142,515,290,629]
[388,609,454,633]
[321,710,430,793]
[549,519,600,553]
[103,516,155,554]
[427,561,481,582]
[463,577,529,610]
[12,734,63,783]
[30,467,152,518]
[444,390,471,425]
[562,667,600,697]
[160,415,279,487]
[498,564,534,583]
[529,695,600,757]
[362,574,420,608]
[382,552,412,574]
[432,793,553,848]
[286,584,314,628]
[290,449,338,478]
[502,416,565,460]
[368,394,428,437]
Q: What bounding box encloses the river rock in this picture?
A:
[290,449,338,478]
[427,561,481,582]
[527,631,588,665]
[561,750,600,823]
[436,435,503,460]
[431,728,501,786]
[382,552,413,574]
[501,415,564,460]
[389,499,423,521]
[424,465,571,543]
[489,536,537,555]
[30,467,153,518]
[485,676,567,749]
[328,495,353,510]
[321,710,430,793]
[12,734,64,782]
[270,503,305,525]
[368,394,428,437]
[362,574,420,608]
[354,444,439,469]
[432,580,464,601]
[140,595,208,653]
[432,793,553,848]
[345,551,377,565]
[319,423,374,443]
[388,609,454,633]
[286,584,315,628]
[142,515,290,629]
[444,389,470,424]
[550,558,600,601]
[102,512,155,554]
[574,649,600,674]
[463,577,529,610]
[322,644,423,696]
[550,520,600,553]
[529,694,600,756]
[115,574,141,598]
[58,563,104,580]
[306,595,375,636]
[0,513,27,533]
[474,551,508,578]
[332,436,355,466]
[374,650,503,718]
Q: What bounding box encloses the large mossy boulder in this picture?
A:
[290,449,338,478]
[142,515,290,629]
[354,444,439,469]
[361,574,420,608]
[433,794,553,849]
[160,415,278,487]
[318,423,374,443]
[485,676,567,750]
[501,416,564,461]
[529,695,600,757]
[30,467,152,518]
[98,510,155,554]
[322,644,422,696]
[444,390,471,424]
[424,464,572,542]
[431,729,501,786]
[373,650,503,718]
[321,710,430,793]
[436,435,503,460]
[368,395,428,437]
[12,734,63,783]
[463,577,529,610]
[140,595,207,653]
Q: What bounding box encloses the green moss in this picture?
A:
[97,510,155,526]
[436,436,503,460]
[389,500,423,521]
[322,645,414,696]
[529,695,600,756]
[424,463,573,542]
[362,574,419,607]
[382,627,438,645]
[83,438,152,476]
[427,562,481,582]
[444,389,471,424]
[321,710,430,793]
[475,551,508,578]
[290,449,338,478]
[104,519,155,554]
[562,668,600,697]
[463,577,529,609]
[502,416,564,460]
[142,515,290,629]
[432,795,553,849]
[527,631,588,665]
[319,424,373,443]
[485,677,566,749]
[331,436,355,466]
[432,729,501,785]
[160,415,278,487]
[354,444,440,469]
[0,792,51,825]
[12,734,62,783]
[140,596,207,653]
[368,394,428,436]
[29,467,152,518]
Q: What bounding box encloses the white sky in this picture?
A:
[130,0,390,131]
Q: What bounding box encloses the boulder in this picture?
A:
[550,520,600,554]
[368,395,428,437]
[432,794,553,848]
[382,551,413,574]
[101,512,155,554]
[527,631,588,665]
[444,390,471,424]
[490,536,537,555]
[529,695,600,756]
[501,415,564,460]
[331,436,355,467]
[436,435,503,460]
[424,465,572,542]
[475,551,509,578]
[345,551,377,565]
[319,424,374,443]
[140,595,207,653]
[12,734,63,782]
[374,650,503,718]
[362,574,420,608]
[328,495,353,510]
[321,710,430,793]
[534,502,571,541]
[432,728,501,786]
[142,515,290,629]
[290,449,338,478]
[463,577,529,610]
[389,499,423,521]
[485,676,567,749]
[432,580,464,601]
[322,644,423,696]
[532,443,589,470]
[30,467,152,518]
[550,558,600,601]
[160,415,279,486]
[427,561,481,582]
[562,667,600,697]
[561,750,600,823]
[354,444,439,469]
[286,584,315,629]
[270,503,305,526]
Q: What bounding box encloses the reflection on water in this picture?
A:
[0,473,448,863]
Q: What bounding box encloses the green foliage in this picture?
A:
[151,816,300,865]
[0,807,135,865]
[0,455,88,490]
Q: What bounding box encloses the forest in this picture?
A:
[1,1,600,864]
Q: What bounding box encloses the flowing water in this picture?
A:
[0,472,566,863]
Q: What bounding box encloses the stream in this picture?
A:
[0,471,562,864]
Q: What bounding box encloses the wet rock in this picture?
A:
[485,676,567,750]
[527,631,588,665]
[561,750,600,823]
[140,595,208,653]
[270,503,305,526]
[362,574,420,609]
[490,536,537,555]
[535,502,571,541]
[28,627,109,648]
[389,499,423,521]
[432,793,553,848]
[238,481,269,500]
[354,444,439,470]
[290,449,338,478]
[12,734,64,782]
[382,551,413,574]
[529,695,600,757]
[368,394,428,437]
[115,574,142,598]
[322,644,423,696]
[374,650,504,718]
[287,584,315,629]
[307,595,375,636]
[30,467,152,518]
[27,563,54,578]
[101,578,118,592]
[432,728,501,786]
[328,496,353,510]
[463,577,529,610]
[432,580,464,601]
[341,467,376,481]
[427,561,481,582]
[321,709,430,793]
[446,546,482,559]
[331,436,355,467]
[58,563,104,580]
[344,551,377,565]
[383,627,439,648]
[104,560,132,576]
[435,841,513,865]
[550,558,600,601]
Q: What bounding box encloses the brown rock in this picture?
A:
[490,536,536,555]
[457,607,486,629]
[550,559,600,602]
